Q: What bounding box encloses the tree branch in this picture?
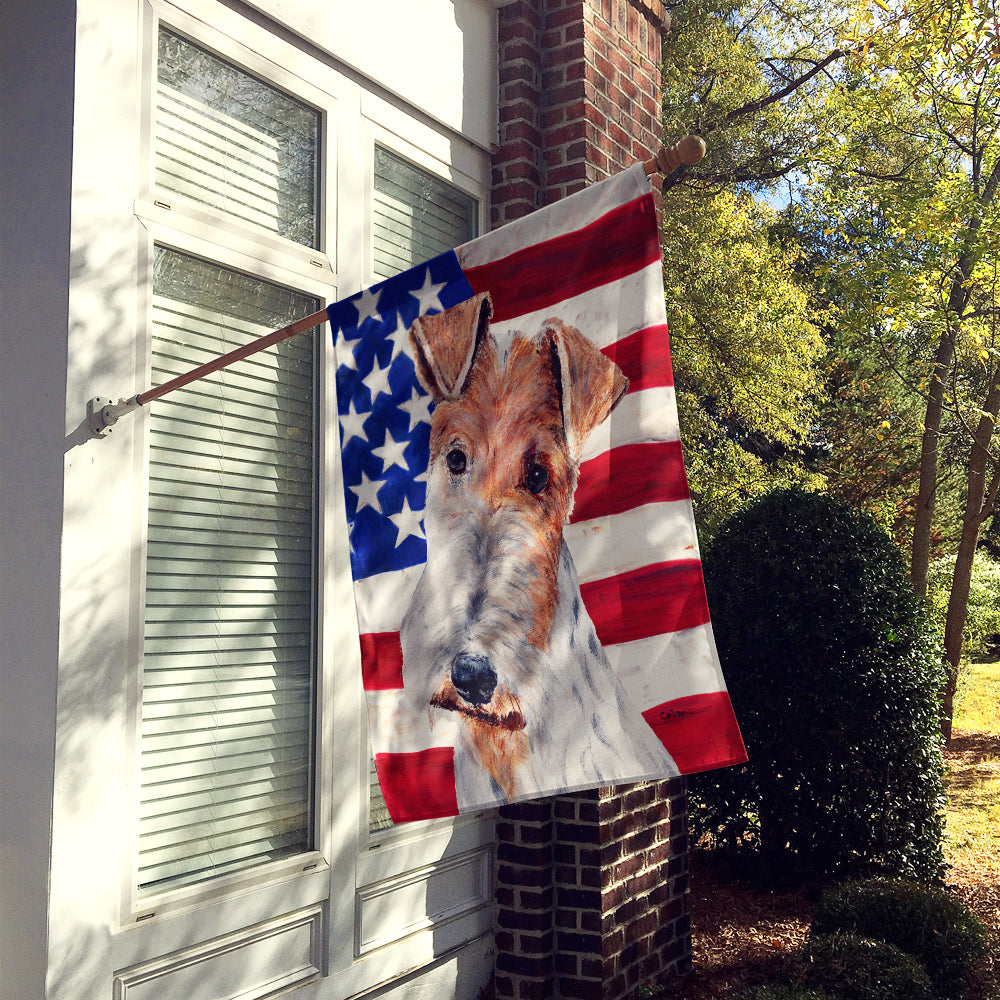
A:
[702,49,848,133]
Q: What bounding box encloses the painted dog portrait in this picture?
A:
[399,291,677,810]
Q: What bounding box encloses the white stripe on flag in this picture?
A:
[610,624,728,710]
[578,387,680,463]
[366,688,461,754]
[355,565,423,636]
[457,164,650,269]
[565,499,701,585]
[487,261,666,351]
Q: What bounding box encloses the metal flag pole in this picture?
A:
[87,135,705,438]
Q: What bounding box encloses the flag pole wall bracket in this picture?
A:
[88,395,140,438]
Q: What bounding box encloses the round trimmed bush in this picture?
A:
[812,878,987,998]
[794,933,934,1000]
[691,489,946,881]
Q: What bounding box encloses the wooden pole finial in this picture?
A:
[644,135,707,176]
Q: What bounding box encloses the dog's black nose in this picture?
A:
[451,653,497,706]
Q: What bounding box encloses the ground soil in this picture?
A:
[658,733,1000,999]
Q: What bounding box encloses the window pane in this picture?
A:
[372,146,477,279]
[368,150,477,832]
[138,247,318,895]
[156,28,320,248]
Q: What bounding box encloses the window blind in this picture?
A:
[372,147,478,281]
[155,28,320,248]
[368,148,477,832]
[138,248,319,895]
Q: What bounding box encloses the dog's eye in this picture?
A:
[525,462,549,494]
[446,448,467,475]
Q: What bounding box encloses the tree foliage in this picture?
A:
[927,548,1000,657]
[661,0,853,193]
[662,189,825,535]
[660,1,835,536]
[661,0,1000,736]
[792,0,1000,733]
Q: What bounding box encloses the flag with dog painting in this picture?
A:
[328,163,746,822]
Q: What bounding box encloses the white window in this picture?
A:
[154,27,321,248]
[106,4,495,995]
[372,145,478,280]
[134,23,326,903]
[367,145,478,834]
[139,246,319,895]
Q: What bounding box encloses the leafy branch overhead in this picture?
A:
[661,0,1000,738]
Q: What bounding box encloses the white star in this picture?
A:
[335,334,359,372]
[350,469,383,515]
[372,428,409,472]
[339,398,369,448]
[410,268,446,315]
[398,387,430,434]
[363,349,394,405]
[354,286,383,328]
[388,495,425,544]
[386,315,410,366]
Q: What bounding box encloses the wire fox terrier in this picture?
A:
[400,292,676,809]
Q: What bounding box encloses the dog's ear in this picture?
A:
[408,292,492,402]
[543,318,629,460]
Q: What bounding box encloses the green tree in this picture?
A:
[660,1,999,736]
[803,0,1000,735]
[662,189,825,536]
[661,0,853,195]
[659,1,844,534]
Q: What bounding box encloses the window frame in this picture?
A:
[136,0,338,279]
[123,223,337,924]
[360,130,485,843]
[113,1,497,990]
[125,0,340,927]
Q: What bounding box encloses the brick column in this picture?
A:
[493,0,668,227]
[551,783,691,998]
[491,3,690,998]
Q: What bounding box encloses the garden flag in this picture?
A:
[328,163,746,822]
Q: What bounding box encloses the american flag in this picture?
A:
[328,164,745,822]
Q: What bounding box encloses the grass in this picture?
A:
[955,658,1000,734]
[945,659,1000,868]
[942,658,1000,999]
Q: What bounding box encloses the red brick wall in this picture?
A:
[494,782,691,1000]
[493,0,668,229]
[490,9,688,996]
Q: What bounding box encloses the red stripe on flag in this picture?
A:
[580,559,710,646]
[571,440,689,524]
[642,691,747,774]
[374,748,459,822]
[360,632,403,690]
[463,194,660,323]
[602,324,674,391]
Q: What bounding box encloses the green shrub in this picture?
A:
[793,933,934,1000]
[691,489,946,882]
[812,878,988,998]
